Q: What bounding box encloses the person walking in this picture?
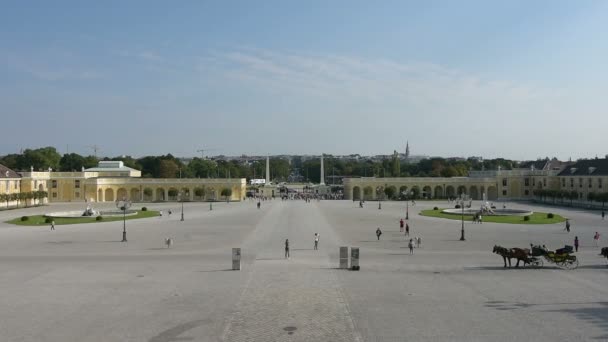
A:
[399,218,404,232]
[285,239,290,259]
[405,223,410,237]
[478,214,483,224]
[417,237,422,248]
[594,232,600,247]
[565,219,571,233]
[376,227,382,240]
[408,239,414,254]
[602,211,605,220]
[50,220,55,231]
[314,233,319,250]
[574,236,579,252]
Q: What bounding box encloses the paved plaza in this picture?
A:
[0,200,607,341]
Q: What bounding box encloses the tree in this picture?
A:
[384,186,396,200]
[363,187,373,200]
[411,187,421,199]
[143,188,153,198]
[221,188,232,201]
[10,147,61,171]
[391,151,400,177]
[60,153,87,171]
[168,189,178,197]
[187,158,218,178]
[159,160,179,178]
[0,194,7,208]
[10,193,19,207]
[569,190,578,206]
[194,187,205,199]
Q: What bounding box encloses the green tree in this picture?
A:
[194,187,205,199]
[159,159,179,178]
[60,153,87,171]
[221,188,232,201]
[391,151,400,177]
[384,186,396,200]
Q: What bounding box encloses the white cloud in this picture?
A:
[208,48,555,109]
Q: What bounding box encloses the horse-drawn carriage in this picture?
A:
[530,245,579,269]
[492,244,578,269]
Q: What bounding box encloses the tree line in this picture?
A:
[533,189,608,208]
[1,191,48,208]
[1,147,537,183]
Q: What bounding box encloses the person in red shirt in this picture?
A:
[399,218,404,232]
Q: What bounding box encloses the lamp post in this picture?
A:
[404,190,412,220]
[179,191,185,221]
[457,193,467,241]
[116,197,131,242]
[376,186,382,209]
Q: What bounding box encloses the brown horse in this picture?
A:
[600,247,608,264]
[493,245,531,268]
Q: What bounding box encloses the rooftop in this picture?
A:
[557,158,608,176]
[0,164,20,178]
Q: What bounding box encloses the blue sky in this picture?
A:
[1,1,607,160]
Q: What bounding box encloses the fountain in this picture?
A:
[442,192,533,216]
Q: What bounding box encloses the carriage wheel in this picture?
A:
[533,258,544,268]
[566,258,579,270]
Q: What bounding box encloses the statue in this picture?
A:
[82,204,98,217]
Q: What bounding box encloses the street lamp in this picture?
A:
[179,191,185,221]
[116,197,131,242]
[457,193,467,241]
[403,190,412,220]
[376,186,382,209]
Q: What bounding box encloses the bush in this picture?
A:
[433,207,439,210]
[96,216,103,221]
[45,217,53,223]
[524,215,530,221]
[547,213,554,219]
[20,216,29,221]
[141,207,147,211]
[455,204,461,209]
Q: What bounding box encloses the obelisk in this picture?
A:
[320,154,325,185]
[265,155,270,185]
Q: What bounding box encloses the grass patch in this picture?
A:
[419,209,566,224]
[6,210,159,226]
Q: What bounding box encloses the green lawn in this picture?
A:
[7,210,160,226]
[419,208,566,224]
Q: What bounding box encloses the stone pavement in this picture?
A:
[0,200,607,341]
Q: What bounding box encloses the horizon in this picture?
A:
[1,144,602,163]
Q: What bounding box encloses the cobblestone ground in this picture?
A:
[0,200,607,341]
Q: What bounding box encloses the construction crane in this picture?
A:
[196,148,218,159]
[87,145,101,158]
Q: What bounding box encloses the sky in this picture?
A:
[1,1,607,160]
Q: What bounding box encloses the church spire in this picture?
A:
[405,141,410,161]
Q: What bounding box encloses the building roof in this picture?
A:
[84,160,139,172]
[0,164,20,178]
[557,158,608,176]
[520,160,549,171]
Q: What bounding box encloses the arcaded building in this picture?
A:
[2,161,246,204]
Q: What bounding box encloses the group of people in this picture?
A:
[375,219,421,254]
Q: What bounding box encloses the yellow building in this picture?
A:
[0,164,23,207]
[4,157,608,207]
[15,161,246,204]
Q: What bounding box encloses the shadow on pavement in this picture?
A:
[576,264,608,269]
[464,266,561,271]
[543,302,608,340]
[199,269,233,272]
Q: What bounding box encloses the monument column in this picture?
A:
[320,154,325,185]
[265,156,270,185]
